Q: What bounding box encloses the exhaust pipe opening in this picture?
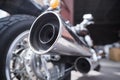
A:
[75,58,91,74]
[29,12,60,54]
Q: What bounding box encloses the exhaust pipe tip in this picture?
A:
[74,57,91,74]
[29,11,61,54]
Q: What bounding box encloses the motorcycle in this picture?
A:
[0,0,102,80]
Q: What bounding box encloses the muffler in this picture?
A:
[74,57,98,74]
[29,11,92,56]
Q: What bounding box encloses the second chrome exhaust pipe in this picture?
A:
[74,57,99,74]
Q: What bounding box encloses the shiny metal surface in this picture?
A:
[6,31,35,80]
[29,11,92,56]
[0,9,10,19]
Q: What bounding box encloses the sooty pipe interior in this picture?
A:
[39,23,55,44]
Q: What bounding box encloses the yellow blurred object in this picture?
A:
[50,0,60,9]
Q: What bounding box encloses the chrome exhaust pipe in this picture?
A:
[74,57,98,74]
[29,11,92,56]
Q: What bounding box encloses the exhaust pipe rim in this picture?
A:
[29,11,62,54]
